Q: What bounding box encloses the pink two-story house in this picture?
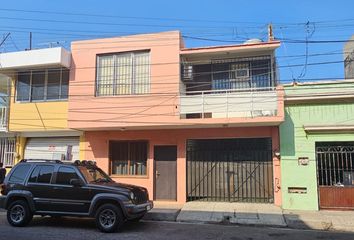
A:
[68,31,284,205]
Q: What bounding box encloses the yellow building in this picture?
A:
[0,47,82,168]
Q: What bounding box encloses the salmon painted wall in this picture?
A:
[83,126,281,205]
[68,31,182,130]
[68,31,284,130]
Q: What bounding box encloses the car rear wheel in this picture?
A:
[7,200,33,227]
[95,203,124,233]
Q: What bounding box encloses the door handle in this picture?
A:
[53,186,63,190]
[156,171,160,177]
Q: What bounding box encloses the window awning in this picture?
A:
[303,125,354,133]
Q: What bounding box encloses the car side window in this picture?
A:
[56,167,80,185]
[28,165,54,184]
[28,166,40,183]
[8,164,31,184]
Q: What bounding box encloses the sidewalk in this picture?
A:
[176,202,286,227]
[283,209,354,232]
[145,201,354,232]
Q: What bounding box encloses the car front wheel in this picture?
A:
[95,203,124,233]
[7,200,33,227]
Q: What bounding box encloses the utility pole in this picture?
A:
[268,24,274,41]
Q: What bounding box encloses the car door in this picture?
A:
[51,166,91,213]
[26,165,56,211]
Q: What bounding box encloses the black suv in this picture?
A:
[0,159,153,233]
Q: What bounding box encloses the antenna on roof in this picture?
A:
[25,32,32,51]
[37,41,67,48]
[30,32,32,50]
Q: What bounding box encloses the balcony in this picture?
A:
[180,88,278,119]
[0,47,71,70]
[0,106,8,131]
[180,53,279,120]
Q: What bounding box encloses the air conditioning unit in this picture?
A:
[230,63,250,79]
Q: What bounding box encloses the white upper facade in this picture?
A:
[0,47,71,70]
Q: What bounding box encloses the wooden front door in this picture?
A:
[154,146,177,201]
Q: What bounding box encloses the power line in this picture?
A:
[3,83,354,102]
[0,32,11,48]
[0,16,238,30]
[0,7,266,25]
[0,58,346,77]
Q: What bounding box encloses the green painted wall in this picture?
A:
[280,81,354,210]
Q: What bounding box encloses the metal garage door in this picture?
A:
[316,142,354,209]
[187,138,274,203]
[24,137,80,161]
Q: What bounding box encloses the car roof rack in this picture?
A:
[20,159,63,164]
[73,160,97,166]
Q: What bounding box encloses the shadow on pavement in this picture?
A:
[28,216,150,233]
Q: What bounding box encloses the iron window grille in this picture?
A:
[316,143,354,187]
[96,51,150,96]
[0,138,16,167]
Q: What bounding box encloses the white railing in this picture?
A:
[0,106,8,131]
[180,87,278,119]
[0,138,16,167]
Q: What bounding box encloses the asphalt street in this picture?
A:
[0,213,353,240]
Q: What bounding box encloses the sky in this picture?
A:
[0,0,354,83]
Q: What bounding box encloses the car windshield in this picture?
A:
[78,166,113,183]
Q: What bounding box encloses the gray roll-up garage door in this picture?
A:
[24,137,80,161]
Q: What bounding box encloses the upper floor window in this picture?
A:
[16,68,69,102]
[96,51,150,96]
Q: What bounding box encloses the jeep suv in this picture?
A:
[0,159,153,233]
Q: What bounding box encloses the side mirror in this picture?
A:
[70,178,82,187]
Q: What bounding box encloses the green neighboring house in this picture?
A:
[280,80,354,211]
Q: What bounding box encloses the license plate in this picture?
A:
[146,205,152,211]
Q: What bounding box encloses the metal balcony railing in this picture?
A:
[180,87,278,119]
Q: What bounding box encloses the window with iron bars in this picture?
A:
[316,142,354,187]
[96,51,150,96]
[212,57,273,90]
[0,138,16,167]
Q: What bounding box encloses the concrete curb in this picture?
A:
[143,208,181,222]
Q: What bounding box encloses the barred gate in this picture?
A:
[316,143,354,209]
[0,138,16,167]
[187,138,274,203]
